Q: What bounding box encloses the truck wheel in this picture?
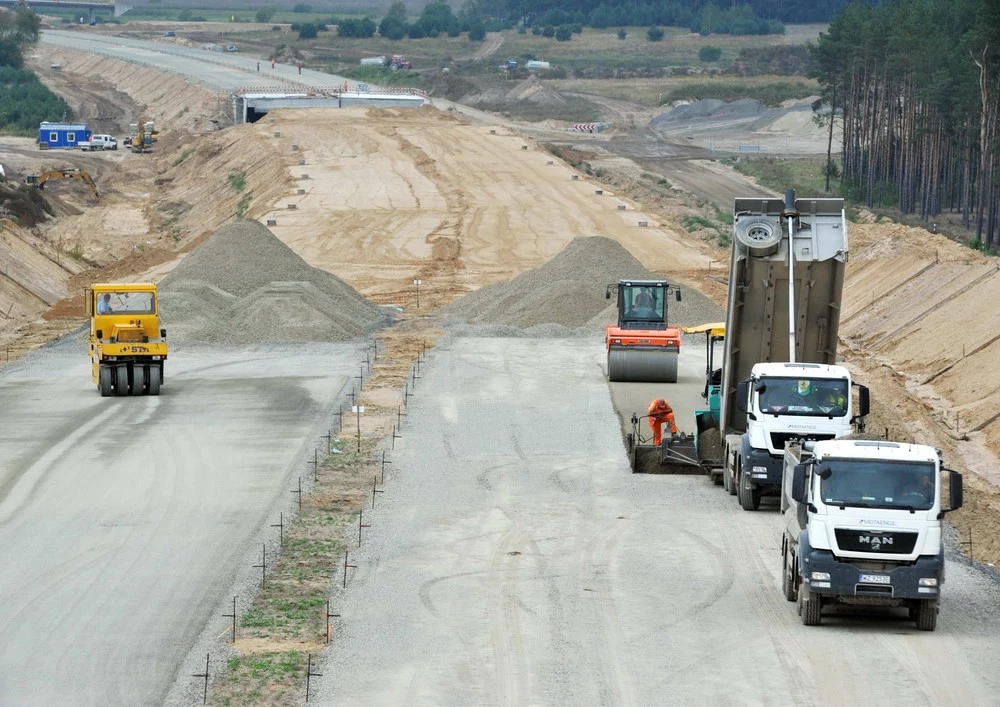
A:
[148,365,161,396]
[99,366,113,397]
[130,365,146,395]
[800,590,822,625]
[723,465,732,493]
[114,365,129,396]
[782,549,798,602]
[914,600,938,631]
[738,473,761,511]
[712,472,723,486]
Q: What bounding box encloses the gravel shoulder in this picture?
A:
[312,338,1000,705]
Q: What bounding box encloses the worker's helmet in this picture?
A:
[796,380,812,396]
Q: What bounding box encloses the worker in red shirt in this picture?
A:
[648,398,678,446]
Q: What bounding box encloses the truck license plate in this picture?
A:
[859,574,891,584]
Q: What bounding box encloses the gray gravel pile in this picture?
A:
[159,220,388,345]
[443,237,723,335]
[651,98,765,127]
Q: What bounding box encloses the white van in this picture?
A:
[81,134,118,151]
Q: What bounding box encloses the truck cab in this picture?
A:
[732,361,869,508]
[781,439,963,630]
[87,283,167,396]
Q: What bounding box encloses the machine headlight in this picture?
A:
[152,356,161,361]
[811,572,831,581]
[918,577,938,587]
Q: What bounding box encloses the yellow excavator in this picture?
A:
[128,119,158,153]
[24,168,100,201]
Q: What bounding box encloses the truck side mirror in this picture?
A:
[857,385,870,417]
[736,380,749,413]
[160,328,167,338]
[675,289,682,302]
[948,470,963,512]
[791,463,808,503]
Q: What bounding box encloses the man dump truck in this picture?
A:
[781,439,963,630]
[605,279,682,383]
[717,191,869,509]
[87,283,167,396]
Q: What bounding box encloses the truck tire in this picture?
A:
[734,216,782,257]
[712,472,723,486]
[737,471,761,510]
[782,548,798,602]
[130,365,146,395]
[800,590,822,626]
[148,365,161,396]
[99,366,113,397]
[914,600,938,631]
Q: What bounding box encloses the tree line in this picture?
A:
[0,8,71,135]
[811,0,1000,248]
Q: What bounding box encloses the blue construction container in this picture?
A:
[38,122,91,150]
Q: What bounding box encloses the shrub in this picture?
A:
[255,7,275,23]
[542,26,554,38]
[699,45,722,62]
[555,25,572,41]
[468,23,485,40]
[647,26,664,41]
[617,28,626,40]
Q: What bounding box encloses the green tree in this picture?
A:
[297,22,318,39]
[418,1,457,34]
[255,7,276,23]
[468,22,485,40]
[647,26,664,41]
[616,28,626,40]
[555,25,572,41]
[379,1,407,38]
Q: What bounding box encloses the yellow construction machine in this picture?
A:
[24,168,100,201]
[128,119,158,153]
[87,283,168,396]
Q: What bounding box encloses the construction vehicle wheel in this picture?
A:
[99,366,113,397]
[130,365,145,396]
[723,465,732,493]
[114,365,129,396]
[914,600,938,631]
[800,590,822,626]
[735,216,782,257]
[737,472,761,511]
[148,365,161,396]
[608,348,678,383]
[712,472,723,486]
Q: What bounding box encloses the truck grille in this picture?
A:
[770,432,835,449]
[835,529,917,554]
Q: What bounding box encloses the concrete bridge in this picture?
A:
[0,0,131,18]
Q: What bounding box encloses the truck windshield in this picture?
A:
[623,285,664,321]
[757,377,848,417]
[96,290,155,315]
[819,459,936,511]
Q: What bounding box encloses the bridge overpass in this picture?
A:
[0,0,131,18]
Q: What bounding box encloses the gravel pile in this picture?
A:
[443,236,723,335]
[651,98,765,127]
[159,220,388,345]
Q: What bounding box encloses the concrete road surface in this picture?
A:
[315,338,1000,705]
[40,30,349,92]
[0,341,364,705]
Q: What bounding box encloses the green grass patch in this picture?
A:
[228,170,247,192]
[721,156,833,197]
[212,651,305,706]
[235,192,252,218]
[173,147,195,166]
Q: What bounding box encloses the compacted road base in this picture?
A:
[315,338,1000,706]
[0,342,365,705]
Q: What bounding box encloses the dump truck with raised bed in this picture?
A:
[718,191,869,509]
[781,439,963,630]
[605,279,682,383]
[87,283,167,396]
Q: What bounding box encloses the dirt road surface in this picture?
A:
[314,338,1000,705]
[0,342,365,704]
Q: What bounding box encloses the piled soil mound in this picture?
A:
[159,220,388,345]
[651,98,765,127]
[442,237,723,334]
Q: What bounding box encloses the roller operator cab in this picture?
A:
[87,283,167,396]
[781,439,963,631]
[605,279,682,383]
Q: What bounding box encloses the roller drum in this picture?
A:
[608,346,678,383]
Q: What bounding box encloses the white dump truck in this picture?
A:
[718,191,869,509]
[781,439,963,630]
